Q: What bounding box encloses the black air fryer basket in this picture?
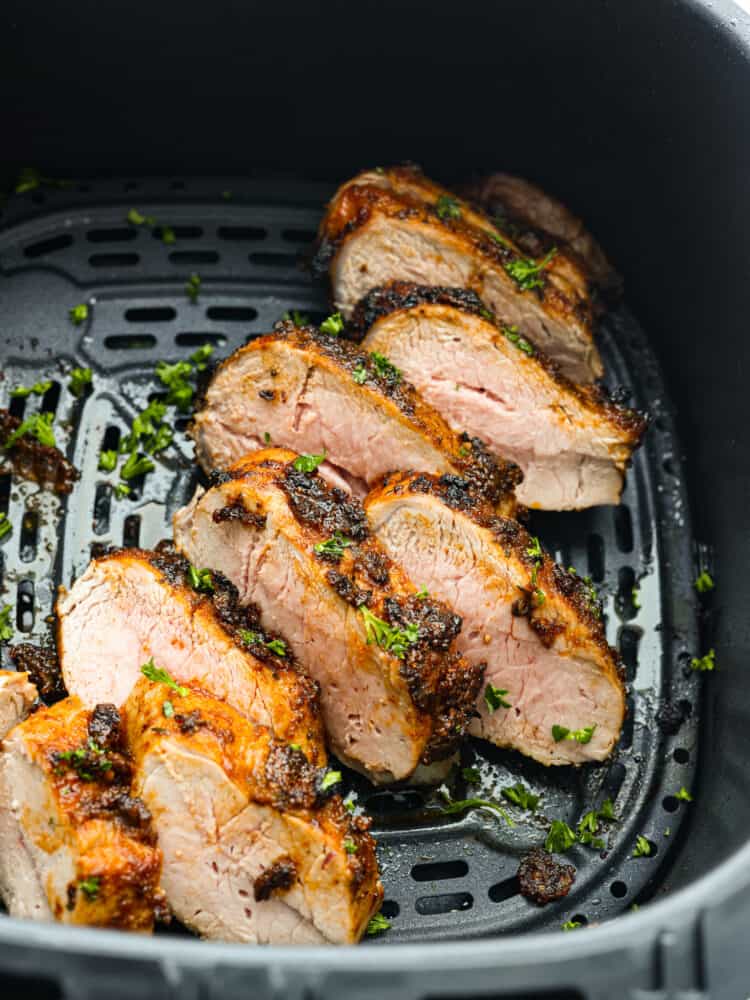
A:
[1,1,750,997]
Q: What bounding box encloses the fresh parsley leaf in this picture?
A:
[127,208,148,225]
[120,450,155,481]
[189,343,213,370]
[360,607,419,659]
[187,564,214,594]
[343,838,358,854]
[320,770,342,791]
[0,514,10,542]
[69,304,89,326]
[98,450,118,473]
[552,724,596,745]
[504,247,557,292]
[0,605,13,642]
[440,790,514,827]
[598,798,616,821]
[162,700,174,719]
[631,585,641,610]
[435,195,461,221]
[462,766,481,784]
[78,876,101,901]
[691,648,716,671]
[562,920,582,931]
[264,432,272,445]
[293,452,326,473]
[185,273,201,303]
[3,412,56,449]
[526,536,543,561]
[140,658,188,696]
[484,683,511,712]
[502,325,535,356]
[114,483,131,499]
[68,367,92,397]
[288,743,302,752]
[147,424,173,454]
[155,360,195,412]
[239,630,287,657]
[694,570,714,593]
[161,226,176,245]
[366,912,391,936]
[11,380,52,398]
[501,782,539,812]
[282,310,310,325]
[676,786,693,802]
[633,835,652,857]
[265,638,287,656]
[416,586,429,599]
[576,810,605,850]
[352,364,368,385]
[320,312,345,336]
[489,229,512,249]
[370,351,402,383]
[545,819,577,854]
[343,797,356,813]
[314,531,353,559]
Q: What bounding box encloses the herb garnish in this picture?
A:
[314,531,353,559]
[320,312,345,336]
[561,920,582,931]
[501,783,539,812]
[0,605,13,642]
[185,273,201,303]
[320,770,342,791]
[462,766,481,784]
[282,310,310,325]
[502,325,535,356]
[187,564,214,593]
[370,351,402,383]
[0,514,11,542]
[694,571,714,593]
[525,536,546,607]
[545,819,576,854]
[140,659,188,697]
[293,452,326,473]
[484,683,511,712]
[343,838,358,854]
[120,450,155,481]
[435,195,461,221]
[504,247,557,292]
[68,368,93,397]
[352,364,368,385]
[633,835,652,858]
[78,876,101,901]
[114,484,131,500]
[239,630,287,657]
[415,586,429,599]
[127,210,176,244]
[552,724,596,745]
[631,585,641,610]
[690,649,716,672]
[360,607,419,659]
[56,740,112,781]
[3,412,56,450]
[366,912,391,936]
[575,799,617,850]
[162,700,174,719]
[676,786,692,802]
[440,789,514,827]
[11,381,52,398]
[98,450,118,473]
[69,304,89,326]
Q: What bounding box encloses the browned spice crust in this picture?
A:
[517,847,576,905]
[0,409,79,495]
[9,641,66,703]
[348,281,647,442]
[253,857,297,901]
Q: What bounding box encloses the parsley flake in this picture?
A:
[415,586,429,599]
[552,724,596,745]
[366,912,391,936]
[352,364,368,385]
[545,820,576,854]
[162,700,174,719]
[114,483,131,500]
[370,351,402,383]
[360,607,419,659]
[320,770,342,791]
[239,630,287,657]
[562,920,582,931]
[78,876,101,901]
[282,310,310,325]
[502,325,535,356]
[461,766,481,783]
[440,790,514,827]
[690,649,716,672]
[0,514,10,541]
[0,605,13,642]
[505,247,557,293]
[187,564,214,594]
[484,683,511,712]
[69,304,89,326]
[343,838,358,854]
[501,783,539,812]
[694,570,714,593]
[633,835,652,858]
[293,452,326,473]
[120,450,155,481]
[314,531,353,559]
[3,412,56,450]
[676,786,693,802]
[185,273,201,303]
[98,450,118,473]
[435,195,461,221]
[320,312,345,336]
[140,658,188,697]
[68,368,93,397]
[11,381,52,398]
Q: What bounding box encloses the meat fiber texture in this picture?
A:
[365,472,625,766]
[315,166,602,383]
[0,670,38,739]
[124,678,382,944]
[350,284,645,509]
[173,448,484,784]
[56,546,326,767]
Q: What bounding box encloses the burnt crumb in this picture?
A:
[253,858,297,902]
[174,710,205,734]
[98,788,157,845]
[409,473,483,515]
[263,743,319,811]
[353,548,390,586]
[517,848,576,905]
[326,570,371,608]
[66,883,77,912]
[0,408,80,495]
[656,699,691,735]
[51,740,132,786]
[280,466,369,541]
[212,496,267,530]
[9,641,66,704]
[87,704,122,750]
[258,389,275,401]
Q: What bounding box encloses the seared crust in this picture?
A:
[0,409,79,495]
[348,282,647,444]
[9,641,66,704]
[227,449,485,765]
[517,848,576,905]
[313,165,595,346]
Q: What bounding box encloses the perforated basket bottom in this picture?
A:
[0,177,701,942]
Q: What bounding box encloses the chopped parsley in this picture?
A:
[352,364,368,385]
[343,797,356,813]
[501,783,539,812]
[631,585,641,610]
[370,351,402,383]
[0,605,13,642]
[0,514,11,541]
[127,208,152,226]
[633,835,652,858]
[15,167,72,194]
[343,838,358,854]
[140,658,188,697]
[435,195,461,221]
[185,273,201,303]
[11,380,52,398]
[68,368,93,397]
[161,226,176,245]
[187,564,214,594]
[320,769,342,791]
[676,786,693,802]
[3,412,56,450]
[694,571,714,593]
[526,536,543,561]
[552,724,596,745]
[598,798,616,821]
[504,247,557,293]
[239,630,287,657]
[489,229,512,249]
[561,920,582,931]
[190,344,213,371]
[502,325,535,356]
[320,312,345,336]
[55,740,112,781]
[78,876,101,901]
[440,790,514,827]
[155,359,196,412]
[282,310,310,325]
[69,304,89,326]
[264,432,272,445]
[690,649,716,672]
[366,912,391,936]
[415,586,429,599]
[314,531,353,559]
[293,452,326,473]
[114,483,131,500]
[545,819,577,854]
[162,700,174,719]
[98,450,118,473]
[120,450,155,481]
[576,810,605,850]
[360,607,419,659]
[462,766,481,784]
[484,683,511,712]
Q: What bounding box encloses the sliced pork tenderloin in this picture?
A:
[173,449,484,784]
[0,697,163,928]
[0,670,38,738]
[349,283,646,510]
[124,677,382,944]
[191,319,519,514]
[314,166,602,383]
[365,472,625,765]
[56,545,325,766]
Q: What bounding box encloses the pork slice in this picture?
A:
[124,678,382,944]
[173,448,484,784]
[191,321,518,514]
[365,473,625,765]
[0,670,38,739]
[315,166,602,383]
[0,696,162,928]
[56,545,325,766]
[350,284,646,510]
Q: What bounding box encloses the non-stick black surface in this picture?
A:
[0,177,701,940]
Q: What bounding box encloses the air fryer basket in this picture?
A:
[1,0,750,997]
